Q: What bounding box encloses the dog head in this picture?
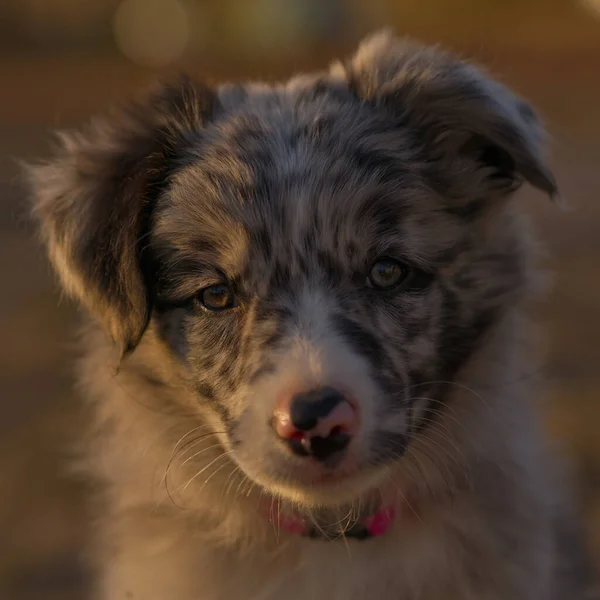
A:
[29,32,556,508]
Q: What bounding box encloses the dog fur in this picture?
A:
[29,32,594,599]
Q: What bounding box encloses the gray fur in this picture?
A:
[28,31,593,599]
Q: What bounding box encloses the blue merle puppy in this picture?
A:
[29,31,594,600]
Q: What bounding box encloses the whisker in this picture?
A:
[222,465,242,501]
[402,448,436,499]
[234,472,249,504]
[177,442,225,470]
[409,396,469,432]
[180,451,233,492]
[411,414,468,462]
[406,443,455,495]
[408,380,492,411]
[141,421,197,458]
[269,496,280,544]
[169,424,213,461]
[414,431,465,474]
[306,508,335,542]
[246,481,256,498]
[341,530,352,560]
[400,451,437,500]
[200,460,232,493]
[161,431,224,489]
[325,505,355,530]
[162,469,188,511]
[385,472,424,525]
[418,408,479,457]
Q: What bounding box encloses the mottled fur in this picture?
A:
[29,32,593,599]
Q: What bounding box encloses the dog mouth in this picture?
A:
[259,456,388,503]
[230,438,416,540]
[230,432,405,510]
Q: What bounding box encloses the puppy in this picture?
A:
[29,32,593,599]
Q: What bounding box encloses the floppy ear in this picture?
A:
[338,31,558,203]
[27,77,216,355]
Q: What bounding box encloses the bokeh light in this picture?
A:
[581,0,600,18]
[224,0,309,56]
[112,0,189,68]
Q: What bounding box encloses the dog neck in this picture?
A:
[261,500,400,541]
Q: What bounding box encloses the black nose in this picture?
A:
[288,387,353,463]
[290,387,345,431]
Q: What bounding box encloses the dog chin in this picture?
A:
[256,464,390,507]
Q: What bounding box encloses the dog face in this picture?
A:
[29,33,556,507]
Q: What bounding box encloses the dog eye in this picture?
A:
[198,284,236,311]
[366,258,411,290]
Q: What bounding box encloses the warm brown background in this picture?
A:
[1,1,599,599]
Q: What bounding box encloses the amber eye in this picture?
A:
[367,258,410,290]
[199,284,236,311]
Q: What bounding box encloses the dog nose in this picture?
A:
[273,387,356,463]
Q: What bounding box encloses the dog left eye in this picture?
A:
[366,258,411,290]
[198,284,236,311]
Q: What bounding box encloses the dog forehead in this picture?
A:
[180,83,420,197]
[157,85,456,273]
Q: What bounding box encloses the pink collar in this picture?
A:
[265,503,397,541]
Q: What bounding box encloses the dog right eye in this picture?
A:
[198,284,237,311]
[366,258,411,290]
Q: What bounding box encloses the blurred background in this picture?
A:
[0,1,599,598]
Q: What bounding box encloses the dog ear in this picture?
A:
[27,77,217,356]
[338,31,558,203]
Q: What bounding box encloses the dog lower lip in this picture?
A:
[313,472,346,484]
[306,464,360,485]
